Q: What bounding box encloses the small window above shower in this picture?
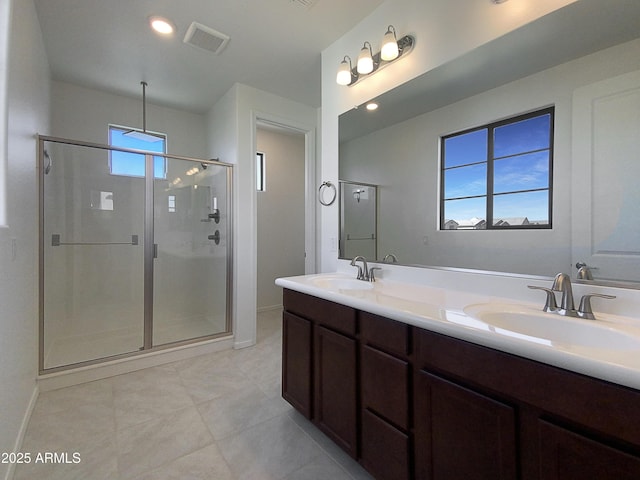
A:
[108,125,167,178]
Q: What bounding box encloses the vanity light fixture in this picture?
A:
[149,16,175,35]
[336,25,414,87]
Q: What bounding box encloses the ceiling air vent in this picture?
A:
[183,22,230,55]
[290,0,318,9]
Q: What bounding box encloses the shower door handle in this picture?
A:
[153,244,158,258]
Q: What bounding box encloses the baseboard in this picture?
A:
[233,338,256,349]
[257,304,282,313]
[4,384,39,480]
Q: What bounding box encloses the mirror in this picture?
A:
[339,181,377,260]
[338,0,640,286]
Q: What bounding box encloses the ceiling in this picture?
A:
[34,0,385,113]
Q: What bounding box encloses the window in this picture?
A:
[256,152,265,191]
[108,125,167,178]
[440,107,553,230]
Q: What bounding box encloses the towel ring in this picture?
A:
[318,181,337,206]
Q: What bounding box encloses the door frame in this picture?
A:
[253,113,317,274]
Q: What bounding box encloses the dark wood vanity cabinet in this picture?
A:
[414,370,518,480]
[282,288,640,480]
[360,312,412,480]
[282,311,312,418]
[282,289,358,458]
[414,327,640,480]
[314,324,358,457]
[537,420,640,480]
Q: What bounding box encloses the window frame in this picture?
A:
[256,151,266,191]
[108,124,168,179]
[439,107,554,231]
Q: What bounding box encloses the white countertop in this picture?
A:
[276,271,640,391]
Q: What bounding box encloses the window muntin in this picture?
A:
[108,126,167,178]
[441,107,553,230]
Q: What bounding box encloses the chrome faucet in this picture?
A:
[528,272,616,320]
[383,253,398,264]
[552,273,576,316]
[350,256,369,281]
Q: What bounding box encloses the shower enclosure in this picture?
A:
[38,136,233,373]
[339,181,377,259]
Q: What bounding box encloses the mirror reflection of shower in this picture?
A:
[44,149,52,174]
[339,181,377,260]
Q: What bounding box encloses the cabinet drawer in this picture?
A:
[361,409,410,480]
[283,289,356,336]
[361,345,409,430]
[360,311,410,357]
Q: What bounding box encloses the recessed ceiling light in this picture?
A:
[149,16,175,35]
[366,102,379,111]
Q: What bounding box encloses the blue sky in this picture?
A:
[443,113,551,224]
[110,127,166,178]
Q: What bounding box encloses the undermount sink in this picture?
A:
[463,303,640,351]
[309,275,374,291]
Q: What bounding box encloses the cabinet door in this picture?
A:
[538,420,640,480]
[415,370,518,480]
[314,325,358,458]
[362,409,410,480]
[282,311,312,418]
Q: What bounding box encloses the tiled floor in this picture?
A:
[45,314,227,369]
[15,310,373,480]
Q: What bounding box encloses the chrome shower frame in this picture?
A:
[37,135,234,375]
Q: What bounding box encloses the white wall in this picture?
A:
[320,0,579,271]
[0,0,50,478]
[257,127,305,310]
[51,81,208,158]
[339,39,640,277]
[207,83,317,349]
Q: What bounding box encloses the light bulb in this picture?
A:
[149,16,175,35]
[381,26,399,61]
[336,58,353,86]
[357,42,374,75]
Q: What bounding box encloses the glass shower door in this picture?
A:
[152,156,231,346]
[41,140,146,370]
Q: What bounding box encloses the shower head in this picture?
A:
[123,82,163,143]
